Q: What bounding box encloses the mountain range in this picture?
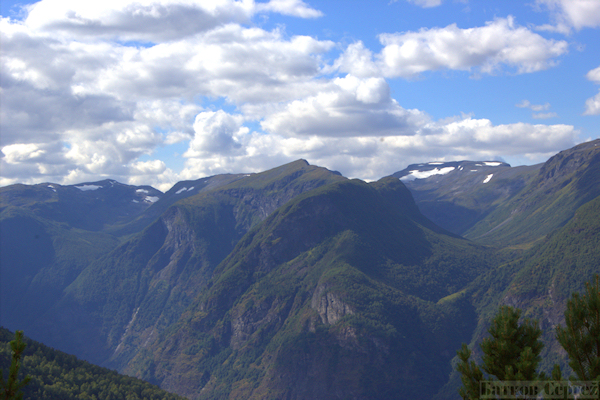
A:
[1,139,599,399]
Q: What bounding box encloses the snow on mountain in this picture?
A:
[400,166,455,181]
[393,160,510,182]
[76,184,102,191]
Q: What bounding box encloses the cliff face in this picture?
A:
[125,178,490,400]
[24,160,346,372]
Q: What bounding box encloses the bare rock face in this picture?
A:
[311,284,353,325]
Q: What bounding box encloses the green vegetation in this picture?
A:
[556,275,600,381]
[458,275,600,399]
[124,177,492,399]
[1,144,599,400]
[0,328,186,400]
[457,306,544,399]
[464,140,600,247]
[1,330,31,400]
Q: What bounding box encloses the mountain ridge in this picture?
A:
[1,143,600,399]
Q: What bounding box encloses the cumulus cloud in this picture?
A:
[260,75,430,137]
[587,66,600,83]
[185,110,248,156]
[583,65,600,115]
[0,2,332,188]
[536,0,600,33]
[24,0,322,42]
[256,0,323,18]
[0,0,585,190]
[178,115,578,182]
[374,17,568,77]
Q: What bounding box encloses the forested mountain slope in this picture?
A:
[123,177,494,399]
[1,142,599,400]
[22,160,346,368]
[396,139,600,248]
[0,328,186,400]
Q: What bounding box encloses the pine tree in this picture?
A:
[556,274,600,381]
[0,330,31,400]
[457,306,544,399]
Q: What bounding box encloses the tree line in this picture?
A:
[457,275,600,399]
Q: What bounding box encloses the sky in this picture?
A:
[1,0,599,191]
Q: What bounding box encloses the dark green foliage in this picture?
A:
[480,306,543,381]
[0,328,186,400]
[457,343,483,400]
[457,306,543,399]
[0,331,31,400]
[556,275,600,381]
[130,177,492,399]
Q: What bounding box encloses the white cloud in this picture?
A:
[584,66,600,115]
[185,110,248,156]
[584,91,600,115]
[536,0,600,33]
[376,17,568,77]
[93,25,334,104]
[406,0,443,8]
[24,0,321,42]
[334,42,380,78]
[1,143,47,163]
[516,100,551,112]
[179,112,578,183]
[260,75,430,137]
[0,6,332,188]
[587,66,600,83]
[130,159,167,175]
[0,1,585,190]
[256,0,323,18]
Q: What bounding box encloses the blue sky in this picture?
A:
[1,0,599,190]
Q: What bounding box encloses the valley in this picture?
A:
[1,140,599,399]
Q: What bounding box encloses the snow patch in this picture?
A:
[427,162,444,165]
[145,196,159,203]
[132,199,139,203]
[136,189,149,194]
[400,167,455,181]
[187,186,195,191]
[47,185,57,192]
[175,187,188,194]
[484,162,503,167]
[470,170,478,172]
[76,184,101,191]
[483,174,493,184]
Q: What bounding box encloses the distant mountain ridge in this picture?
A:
[393,139,600,247]
[1,141,600,399]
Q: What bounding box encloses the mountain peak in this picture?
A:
[393,160,511,182]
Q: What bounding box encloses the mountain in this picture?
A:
[393,161,540,237]
[394,139,600,248]
[2,160,496,399]
[0,179,163,232]
[0,327,186,400]
[1,141,599,400]
[119,177,494,399]
[0,179,168,336]
[464,139,600,247]
[434,193,600,399]
[20,160,346,368]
